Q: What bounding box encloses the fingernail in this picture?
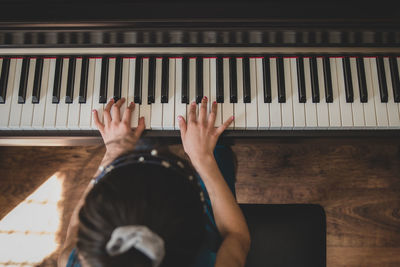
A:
[231,116,235,120]
[203,96,207,100]
[109,97,114,101]
[192,101,196,106]
[92,109,96,113]
[177,116,182,121]
[213,100,217,104]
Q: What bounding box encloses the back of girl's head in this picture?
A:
[77,163,206,267]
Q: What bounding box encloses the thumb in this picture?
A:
[177,116,187,137]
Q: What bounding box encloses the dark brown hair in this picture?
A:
[77,163,206,267]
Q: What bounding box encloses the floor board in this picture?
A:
[0,137,399,266]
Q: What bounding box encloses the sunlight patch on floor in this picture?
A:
[0,173,64,266]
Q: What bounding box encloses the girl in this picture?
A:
[58,96,250,267]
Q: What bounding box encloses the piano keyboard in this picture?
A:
[1,52,400,131]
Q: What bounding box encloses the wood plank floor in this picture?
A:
[0,137,399,266]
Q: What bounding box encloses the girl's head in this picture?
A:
[77,159,206,267]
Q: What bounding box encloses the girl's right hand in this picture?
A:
[177,96,234,167]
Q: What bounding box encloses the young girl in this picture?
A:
[58,96,250,267]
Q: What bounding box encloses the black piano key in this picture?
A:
[161,57,169,103]
[65,57,76,104]
[216,57,224,103]
[113,56,123,101]
[147,57,156,104]
[262,57,271,103]
[310,56,320,103]
[18,57,30,104]
[343,57,354,103]
[323,57,333,103]
[376,56,388,103]
[229,57,237,103]
[79,57,89,103]
[134,56,142,104]
[32,57,43,104]
[52,57,63,104]
[297,57,306,103]
[196,57,203,103]
[0,58,10,104]
[277,57,286,103]
[356,57,368,103]
[389,56,400,102]
[181,57,189,104]
[99,57,109,103]
[243,57,251,103]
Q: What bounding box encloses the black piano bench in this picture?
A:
[240,204,326,267]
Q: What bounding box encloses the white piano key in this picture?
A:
[175,57,186,129]
[8,58,23,128]
[269,57,282,129]
[151,57,163,130]
[210,57,222,127]
[303,57,318,128]
[20,58,36,128]
[163,58,175,130]
[349,57,365,127]
[316,57,330,128]
[67,58,82,129]
[281,58,293,129]
[188,57,197,115]
[222,57,234,129]
[203,58,211,112]
[107,57,116,117]
[79,58,95,129]
[0,58,17,129]
[369,57,389,127]
[44,58,57,129]
[120,58,130,117]
[32,58,50,128]
[140,58,151,129]
[246,58,258,129]
[290,58,305,128]
[235,57,246,129]
[55,57,70,129]
[256,58,269,129]
[92,58,104,129]
[363,58,377,127]
[335,57,353,128]
[328,57,342,128]
[128,58,139,128]
[383,57,400,127]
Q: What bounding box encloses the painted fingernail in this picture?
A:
[92,109,96,113]
[203,96,207,100]
[231,116,235,120]
[213,100,217,104]
[177,116,182,121]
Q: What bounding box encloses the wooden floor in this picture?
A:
[0,137,399,266]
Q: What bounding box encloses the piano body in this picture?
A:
[0,0,400,145]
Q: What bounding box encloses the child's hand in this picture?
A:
[93,97,145,160]
[177,96,234,167]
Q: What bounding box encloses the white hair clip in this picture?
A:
[106,225,165,267]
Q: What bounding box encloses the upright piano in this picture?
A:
[0,0,400,145]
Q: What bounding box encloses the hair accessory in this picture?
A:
[106,225,165,267]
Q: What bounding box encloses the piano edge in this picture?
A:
[0,129,399,146]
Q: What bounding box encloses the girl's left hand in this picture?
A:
[92,97,145,160]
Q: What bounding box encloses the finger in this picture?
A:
[134,116,145,139]
[92,109,105,134]
[103,98,114,126]
[188,101,197,123]
[198,96,208,123]
[122,101,135,124]
[111,97,125,122]
[177,115,187,137]
[215,115,234,136]
[208,100,217,128]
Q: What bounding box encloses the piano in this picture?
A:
[0,0,400,145]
